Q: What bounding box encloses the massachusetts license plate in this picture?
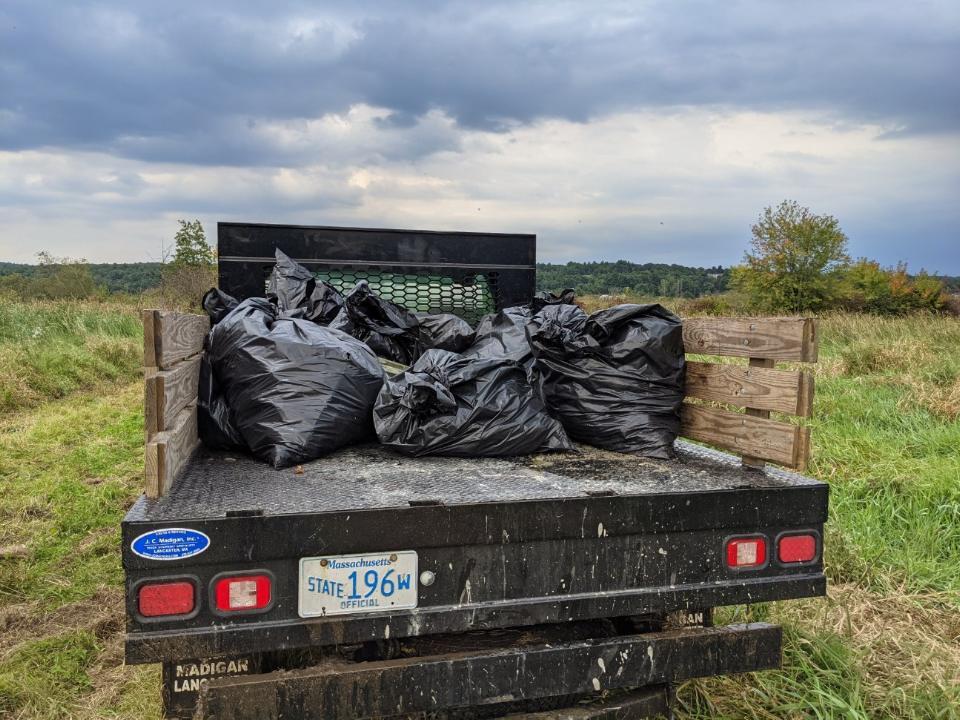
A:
[298,551,418,618]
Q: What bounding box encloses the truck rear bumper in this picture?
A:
[194,622,781,719]
[127,572,822,665]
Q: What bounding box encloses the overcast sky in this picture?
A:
[1,0,958,271]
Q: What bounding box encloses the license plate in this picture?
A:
[298,551,418,618]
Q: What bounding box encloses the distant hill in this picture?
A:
[536,261,730,297]
[0,261,162,294]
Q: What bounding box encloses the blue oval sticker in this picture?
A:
[131,528,211,561]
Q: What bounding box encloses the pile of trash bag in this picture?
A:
[526,302,686,459]
[196,247,684,467]
[373,349,573,456]
[201,293,385,468]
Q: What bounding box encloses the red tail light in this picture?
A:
[214,574,272,612]
[778,534,817,563]
[726,536,767,569]
[138,581,195,617]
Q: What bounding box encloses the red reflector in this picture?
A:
[138,581,195,617]
[726,537,767,568]
[214,574,272,612]
[779,534,817,563]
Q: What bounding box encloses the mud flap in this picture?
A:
[195,623,780,719]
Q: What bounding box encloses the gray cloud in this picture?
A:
[1,1,958,273]
[1,0,957,165]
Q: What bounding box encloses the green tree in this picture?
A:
[162,220,216,309]
[731,200,850,312]
[171,219,214,267]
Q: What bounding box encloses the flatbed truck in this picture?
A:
[124,223,826,719]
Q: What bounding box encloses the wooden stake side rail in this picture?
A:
[143,311,207,498]
[139,310,818,497]
[679,316,817,472]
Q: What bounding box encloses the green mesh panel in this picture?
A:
[314,269,497,324]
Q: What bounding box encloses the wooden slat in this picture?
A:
[142,309,160,368]
[145,356,203,435]
[682,317,817,362]
[742,357,776,469]
[680,403,810,470]
[148,310,210,369]
[145,403,200,498]
[684,361,814,417]
[797,371,815,419]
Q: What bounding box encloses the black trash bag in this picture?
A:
[373,349,573,457]
[328,281,424,364]
[531,288,576,311]
[197,351,245,450]
[202,288,239,325]
[527,303,686,459]
[267,249,344,324]
[198,288,245,449]
[208,297,386,468]
[461,305,533,362]
[415,312,475,353]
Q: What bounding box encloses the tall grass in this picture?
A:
[0,298,142,414]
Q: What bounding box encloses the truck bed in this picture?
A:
[126,440,822,523]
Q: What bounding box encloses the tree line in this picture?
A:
[0,257,736,299]
[0,259,162,295]
[1,214,957,313]
[536,261,730,297]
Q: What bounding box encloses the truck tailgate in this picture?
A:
[123,441,827,664]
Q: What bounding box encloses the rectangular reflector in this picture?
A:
[138,581,195,617]
[214,574,272,612]
[726,537,767,569]
[778,534,817,563]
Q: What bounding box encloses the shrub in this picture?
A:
[676,294,736,316]
[840,259,947,314]
[0,253,105,301]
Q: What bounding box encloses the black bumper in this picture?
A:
[127,573,823,665]
[193,622,782,719]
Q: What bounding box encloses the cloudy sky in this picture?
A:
[1,0,958,271]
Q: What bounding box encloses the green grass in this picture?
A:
[0,382,145,607]
[0,631,99,717]
[0,298,142,415]
[0,381,161,718]
[0,301,958,718]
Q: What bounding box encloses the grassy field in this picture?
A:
[0,299,958,719]
[0,297,142,415]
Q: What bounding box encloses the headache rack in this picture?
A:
[217,222,537,323]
